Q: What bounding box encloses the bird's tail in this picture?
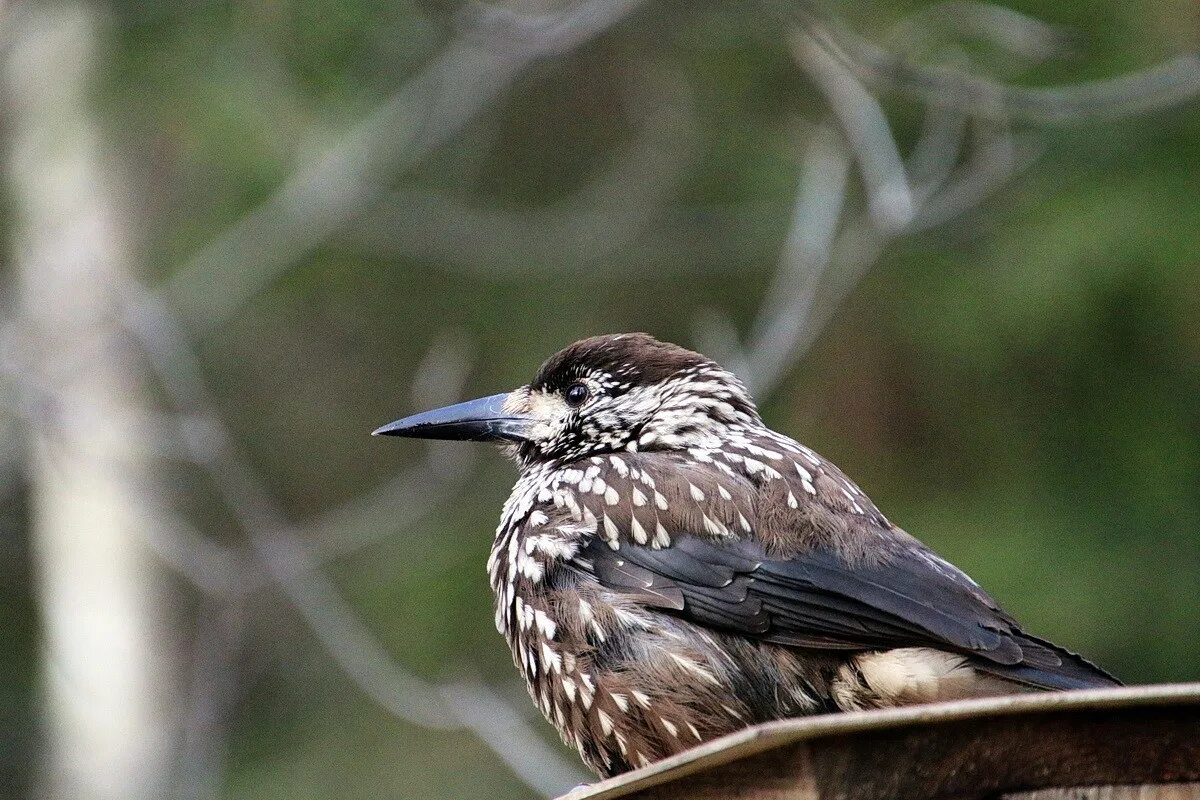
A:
[976,633,1121,691]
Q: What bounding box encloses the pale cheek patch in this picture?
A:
[519,389,571,443]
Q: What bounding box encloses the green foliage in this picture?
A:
[6,1,1199,797]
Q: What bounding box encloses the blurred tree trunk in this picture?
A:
[5,6,181,799]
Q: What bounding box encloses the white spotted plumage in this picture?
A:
[481,337,894,776]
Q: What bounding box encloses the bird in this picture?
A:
[373,333,1119,778]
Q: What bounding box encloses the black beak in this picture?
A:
[372,392,534,443]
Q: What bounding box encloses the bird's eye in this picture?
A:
[565,383,590,407]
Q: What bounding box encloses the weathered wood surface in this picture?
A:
[1008,785,1200,799]
[562,684,1200,800]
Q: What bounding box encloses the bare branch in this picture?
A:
[177,598,247,800]
[115,278,588,796]
[731,0,1200,401]
[905,91,969,200]
[341,62,698,277]
[303,331,479,559]
[691,307,750,384]
[888,1,1074,66]
[792,30,915,232]
[908,118,1040,233]
[140,513,254,597]
[164,0,649,335]
[740,126,852,396]
[794,10,1200,124]
[441,679,587,796]
[459,0,648,57]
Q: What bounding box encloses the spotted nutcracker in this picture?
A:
[373,333,1118,778]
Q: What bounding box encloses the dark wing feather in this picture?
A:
[755,547,1022,661]
[589,549,685,610]
[575,534,1119,690]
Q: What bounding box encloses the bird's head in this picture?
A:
[374,333,761,468]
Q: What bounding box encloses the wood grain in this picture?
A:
[1008,785,1200,800]
[563,684,1200,800]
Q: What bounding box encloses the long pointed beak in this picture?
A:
[372,392,533,443]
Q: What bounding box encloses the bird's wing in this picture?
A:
[561,449,1118,690]
[575,530,1012,655]
[575,534,1116,690]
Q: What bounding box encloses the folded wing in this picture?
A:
[574,533,1119,691]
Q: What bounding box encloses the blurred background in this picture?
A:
[0,0,1197,798]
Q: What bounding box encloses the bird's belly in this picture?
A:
[501,586,834,777]
[836,647,1037,709]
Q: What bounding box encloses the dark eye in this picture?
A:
[565,382,590,407]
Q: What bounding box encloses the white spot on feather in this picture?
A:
[578,673,595,708]
[794,462,818,494]
[797,446,821,466]
[612,605,651,630]
[515,597,529,629]
[558,491,583,521]
[602,514,620,546]
[516,552,544,582]
[630,515,648,544]
[540,642,562,674]
[702,515,729,537]
[533,609,557,639]
[668,653,720,685]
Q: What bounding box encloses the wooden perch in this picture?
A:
[562,683,1200,800]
